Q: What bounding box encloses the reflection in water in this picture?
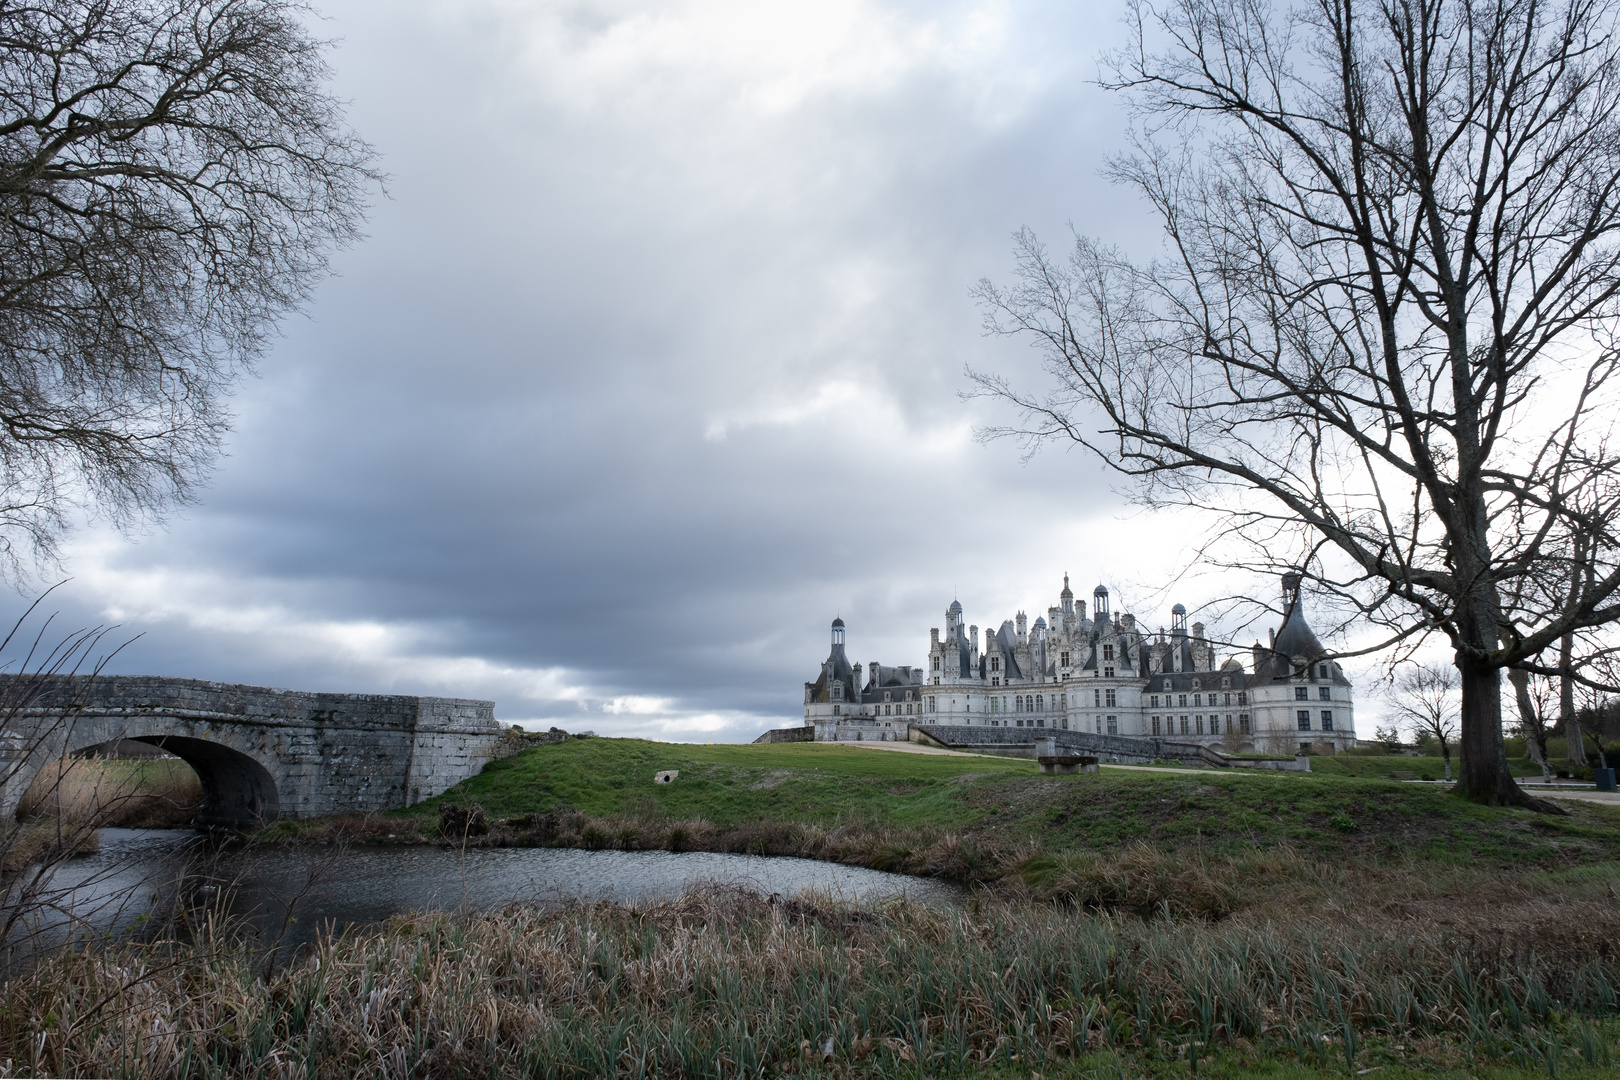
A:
[30,829,959,951]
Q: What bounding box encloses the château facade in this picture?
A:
[803,573,1355,753]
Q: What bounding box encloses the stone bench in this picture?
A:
[1038,754,1099,775]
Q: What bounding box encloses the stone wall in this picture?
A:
[0,675,501,828]
[910,724,1211,764]
[752,726,814,744]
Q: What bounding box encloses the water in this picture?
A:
[16,829,958,951]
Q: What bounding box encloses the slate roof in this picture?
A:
[806,640,857,703]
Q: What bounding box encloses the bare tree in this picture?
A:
[0,0,380,573]
[1507,667,1554,781]
[1391,663,1459,782]
[974,0,1620,808]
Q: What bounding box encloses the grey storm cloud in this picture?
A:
[0,0,1197,742]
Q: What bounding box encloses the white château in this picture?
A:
[803,572,1355,753]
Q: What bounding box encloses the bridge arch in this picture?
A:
[19,732,280,831]
[127,736,279,830]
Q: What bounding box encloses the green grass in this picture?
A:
[1309,752,1550,781]
[411,739,1031,829]
[403,737,1620,865]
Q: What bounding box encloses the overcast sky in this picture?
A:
[0,0,1385,741]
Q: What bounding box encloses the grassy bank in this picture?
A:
[5,886,1618,1079]
[250,737,1620,921]
[381,737,1620,864]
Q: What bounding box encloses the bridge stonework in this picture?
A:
[0,676,502,829]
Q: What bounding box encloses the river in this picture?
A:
[14,828,958,952]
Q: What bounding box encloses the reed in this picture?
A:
[15,757,201,829]
[1,886,1616,1079]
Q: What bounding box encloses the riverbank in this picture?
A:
[9,738,1620,1078]
[250,736,1620,921]
[5,884,1618,1079]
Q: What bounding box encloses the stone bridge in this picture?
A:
[0,676,503,829]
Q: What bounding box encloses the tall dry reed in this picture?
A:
[15,757,201,829]
[1,888,1614,1079]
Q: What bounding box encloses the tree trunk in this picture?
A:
[1508,666,1550,783]
[1441,741,1452,782]
[1562,630,1587,766]
[1459,657,1543,807]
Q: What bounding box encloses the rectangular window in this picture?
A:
[1151,695,1160,708]
[1240,713,1251,733]
[1152,716,1161,735]
[1060,693,1066,709]
[1104,666,1115,678]
[833,706,840,716]
[1180,715,1190,734]
[1321,711,1334,730]
[1096,717,1102,733]
[1193,694,1202,707]
[1237,692,1248,705]
[1107,716,1118,735]
[1210,716,1220,734]
[1297,710,1311,730]
[1094,689,1102,707]
[1103,644,1115,660]
[1295,686,1310,701]
[1179,694,1188,707]
[991,697,998,713]
[1105,689,1117,707]
[1195,716,1204,735]
[1223,693,1232,706]
[1060,651,1069,667]
[1319,686,1331,700]
[1319,663,1330,679]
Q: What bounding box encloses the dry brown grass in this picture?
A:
[15,757,201,829]
[1,886,1617,1079]
[0,821,99,874]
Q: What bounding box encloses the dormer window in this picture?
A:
[1103,644,1115,661]
[991,657,1000,671]
[1319,663,1331,679]
[1060,651,1070,667]
[1163,679,1172,691]
[1221,677,1231,689]
[1191,679,1201,691]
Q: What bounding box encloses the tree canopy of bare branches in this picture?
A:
[974,0,1620,807]
[0,0,379,571]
